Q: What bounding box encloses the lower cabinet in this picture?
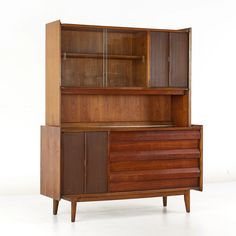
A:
[62,132,108,195]
[41,126,202,222]
[61,127,202,196]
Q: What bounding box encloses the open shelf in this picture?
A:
[62,52,145,61]
[61,87,187,95]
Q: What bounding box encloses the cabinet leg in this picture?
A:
[53,199,59,215]
[163,196,167,207]
[184,190,190,213]
[71,201,77,222]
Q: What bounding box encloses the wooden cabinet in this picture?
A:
[41,20,203,222]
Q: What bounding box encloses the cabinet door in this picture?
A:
[150,31,189,88]
[62,132,108,195]
[86,132,108,193]
[169,32,189,87]
[62,132,85,195]
[107,29,147,87]
[150,32,169,87]
[61,28,105,87]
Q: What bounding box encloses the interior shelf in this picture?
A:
[61,87,187,95]
[62,52,145,61]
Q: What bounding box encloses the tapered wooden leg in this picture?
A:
[184,190,190,213]
[71,201,77,222]
[53,199,59,215]
[163,196,167,207]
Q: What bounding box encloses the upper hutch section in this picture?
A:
[45,21,191,127]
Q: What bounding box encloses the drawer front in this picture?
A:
[109,129,201,192]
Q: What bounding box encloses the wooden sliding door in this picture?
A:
[169,32,188,87]
[150,31,189,88]
[62,133,85,195]
[62,132,108,195]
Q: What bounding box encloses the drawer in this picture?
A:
[110,130,200,142]
[109,128,201,192]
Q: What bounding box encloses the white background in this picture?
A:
[0,0,236,196]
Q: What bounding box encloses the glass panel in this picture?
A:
[61,28,104,87]
[106,29,147,87]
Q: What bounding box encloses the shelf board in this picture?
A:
[61,87,187,95]
[61,52,144,60]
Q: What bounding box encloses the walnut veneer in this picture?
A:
[41,20,203,222]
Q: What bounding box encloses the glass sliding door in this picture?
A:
[61,27,148,88]
[106,29,147,87]
[61,27,105,87]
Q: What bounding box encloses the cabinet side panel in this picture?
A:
[171,91,190,127]
[46,20,61,125]
[62,133,85,195]
[86,132,108,193]
[40,126,61,200]
[169,32,188,87]
[150,32,169,87]
[199,125,203,191]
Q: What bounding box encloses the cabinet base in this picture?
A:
[53,188,192,222]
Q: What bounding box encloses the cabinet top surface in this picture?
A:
[50,20,191,32]
[61,124,202,132]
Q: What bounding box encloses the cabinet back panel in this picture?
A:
[107,31,147,87]
[107,59,133,87]
[107,31,133,55]
[61,95,171,123]
[62,58,103,87]
[61,29,103,54]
